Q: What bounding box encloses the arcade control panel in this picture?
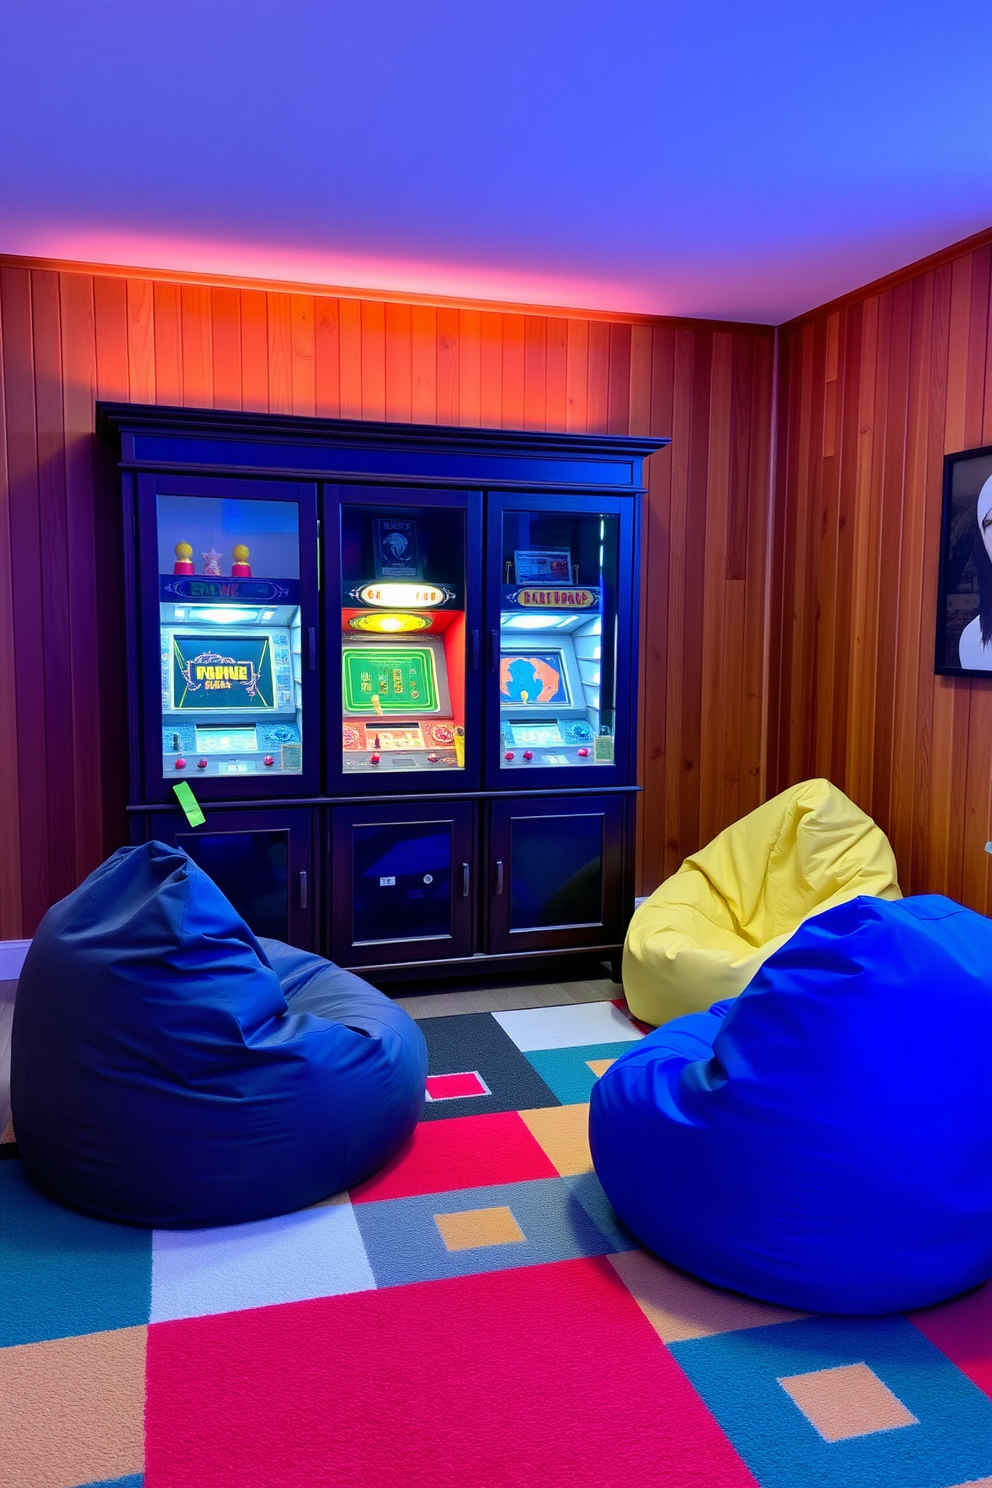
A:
[163,721,302,776]
[500,718,604,767]
[342,719,462,772]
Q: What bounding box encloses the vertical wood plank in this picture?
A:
[457,309,481,428]
[565,319,589,432]
[1,267,48,931]
[637,326,675,891]
[500,315,525,429]
[338,299,363,419]
[410,304,436,424]
[586,321,610,433]
[266,292,293,415]
[360,299,386,422]
[290,294,316,418]
[478,312,502,428]
[545,317,568,432]
[436,307,459,426]
[607,323,632,435]
[211,286,242,411]
[152,281,182,406]
[31,271,75,909]
[126,279,155,404]
[240,289,269,412]
[523,317,547,432]
[180,284,213,408]
[628,323,653,436]
[60,273,105,887]
[314,297,341,418]
[384,302,412,423]
[0,273,24,931]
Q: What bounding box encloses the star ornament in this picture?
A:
[202,548,222,575]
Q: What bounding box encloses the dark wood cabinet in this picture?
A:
[329,800,475,968]
[143,805,315,950]
[486,795,625,957]
[103,405,667,981]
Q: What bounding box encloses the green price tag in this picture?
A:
[172,781,206,827]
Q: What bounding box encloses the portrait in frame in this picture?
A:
[935,445,992,676]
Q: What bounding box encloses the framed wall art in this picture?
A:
[935,444,992,676]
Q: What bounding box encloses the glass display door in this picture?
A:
[484,493,634,790]
[329,801,476,967]
[135,473,319,801]
[324,485,483,793]
[146,807,315,949]
[487,795,624,955]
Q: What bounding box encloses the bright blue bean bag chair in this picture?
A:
[591,894,992,1314]
[11,841,427,1228]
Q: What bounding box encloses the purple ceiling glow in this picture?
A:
[1,0,990,323]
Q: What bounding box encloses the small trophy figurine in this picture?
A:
[231,543,252,577]
[202,548,222,577]
[173,541,194,575]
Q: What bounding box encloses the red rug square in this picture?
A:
[145,1257,757,1488]
[349,1110,557,1204]
[426,1071,490,1100]
[911,1280,992,1398]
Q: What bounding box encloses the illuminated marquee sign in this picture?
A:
[355,582,450,608]
[513,587,597,609]
[161,576,297,603]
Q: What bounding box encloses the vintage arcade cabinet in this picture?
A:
[103,405,666,980]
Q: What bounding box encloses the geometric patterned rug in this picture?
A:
[1,1000,990,1488]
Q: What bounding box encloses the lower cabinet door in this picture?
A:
[146,807,315,949]
[330,801,476,967]
[487,795,624,955]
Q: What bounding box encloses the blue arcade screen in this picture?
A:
[499,650,570,707]
[171,634,275,710]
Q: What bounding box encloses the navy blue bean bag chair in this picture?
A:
[591,894,992,1314]
[11,841,427,1228]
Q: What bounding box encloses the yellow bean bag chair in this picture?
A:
[624,778,901,1027]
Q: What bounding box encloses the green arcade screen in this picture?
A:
[342,646,439,714]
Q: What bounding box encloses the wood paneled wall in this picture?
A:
[770,236,992,915]
[0,260,775,936]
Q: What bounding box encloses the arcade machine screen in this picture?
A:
[499,510,620,770]
[157,494,304,779]
[340,506,466,774]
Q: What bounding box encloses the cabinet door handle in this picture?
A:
[461,862,470,897]
[489,629,499,672]
[495,860,504,896]
[299,870,308,910]
[307,627,317,671]
[471,629,480,671]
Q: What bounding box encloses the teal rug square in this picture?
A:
[523,1041,639,1104]
[0,1160,151,1346]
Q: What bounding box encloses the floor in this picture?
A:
[0,966,623,1146]
[2,993,989,1488]
[392,965,622,1019]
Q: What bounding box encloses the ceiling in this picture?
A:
[1,0,990,324]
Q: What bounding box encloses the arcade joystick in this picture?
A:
[197,758,208,769]
[427,753,439,763]
[523,750,534,761]
[174,757,186,770]
[263,755,275,766]
[577,747,591,757]
[504,751,514,761]
[370,753,381,765]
